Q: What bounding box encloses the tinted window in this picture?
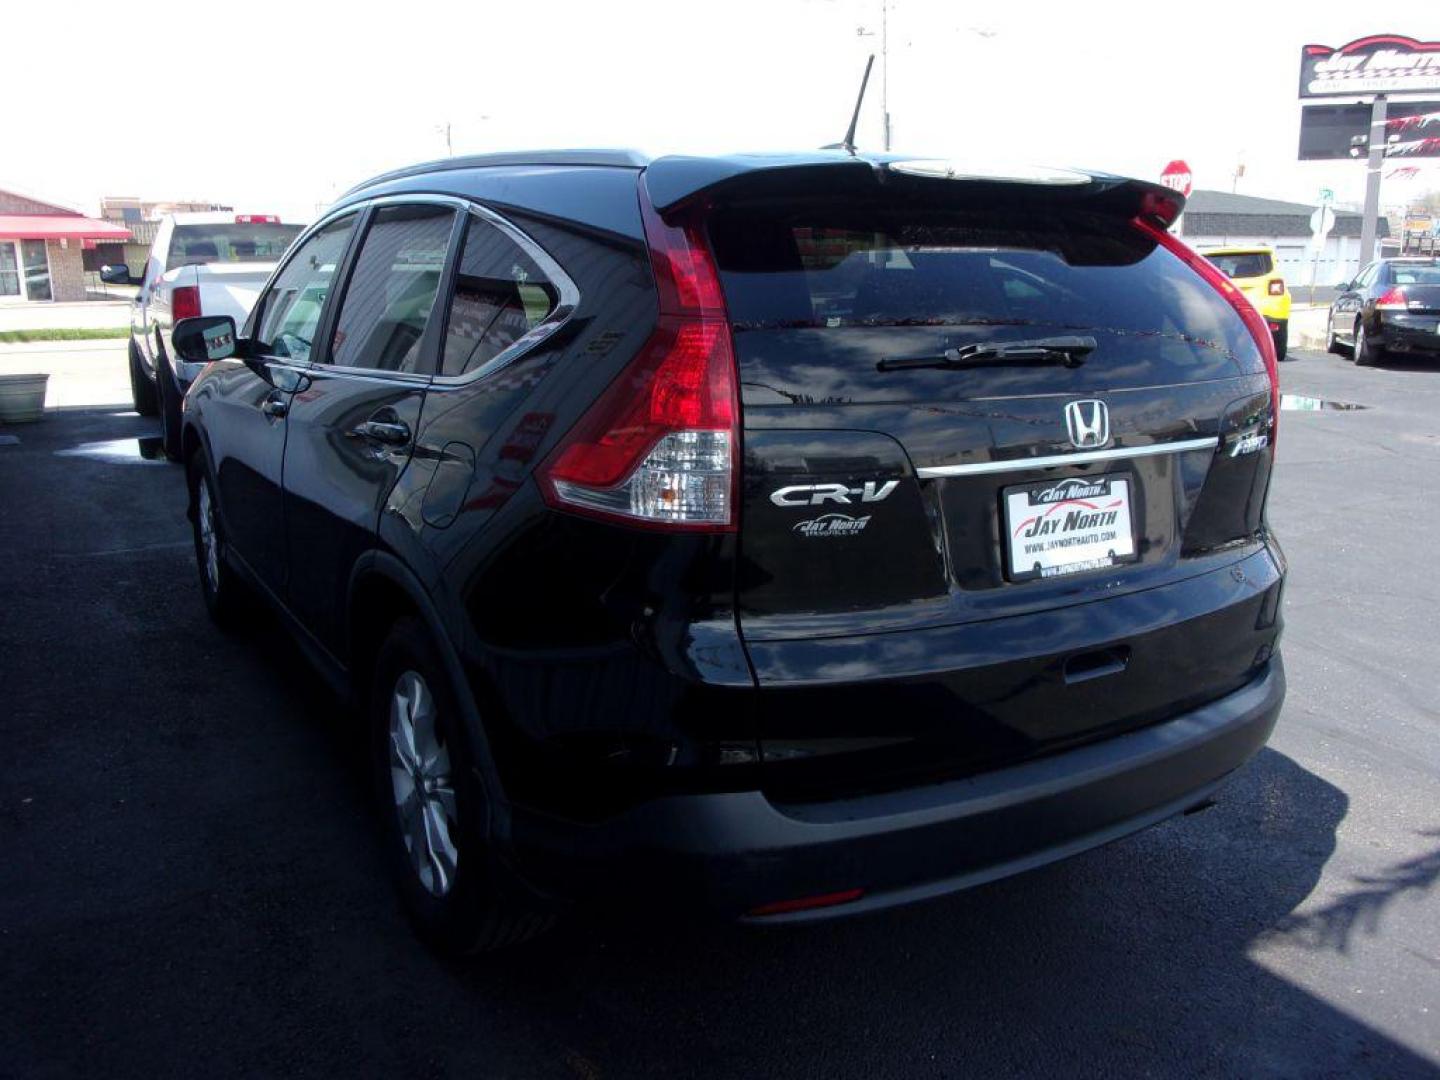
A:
[709,204,1252,356]
[167,223,304,268]
[1392,264,1440,286]
[329,205,454,372]
[439,216,558,377]
[255,214,357,362]
[1206,251,1273,278]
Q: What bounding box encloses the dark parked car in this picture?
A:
[1327,257,1440,365]
[172,150,1286,953]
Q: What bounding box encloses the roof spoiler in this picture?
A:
[642,153,1185,228]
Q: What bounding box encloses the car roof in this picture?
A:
[340,148,1175,219]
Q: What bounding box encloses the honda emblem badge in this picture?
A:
[1064,400,1110,450]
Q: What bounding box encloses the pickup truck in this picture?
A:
[102,213,304,458]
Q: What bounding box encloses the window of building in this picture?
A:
[20,240,51,301]
[0,243,19,296]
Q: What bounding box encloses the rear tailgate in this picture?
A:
[703,172,1281,797]
[194,262,279,324]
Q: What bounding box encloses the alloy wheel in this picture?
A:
[388,670,459,897]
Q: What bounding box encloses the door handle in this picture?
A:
[349,418,412,446]
[261,396,288,419]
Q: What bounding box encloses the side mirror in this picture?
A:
[173,315,238,363]
[1334,281,1352,292]
[99,263,133,285]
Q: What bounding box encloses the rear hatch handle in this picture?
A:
[878,335,1097,372]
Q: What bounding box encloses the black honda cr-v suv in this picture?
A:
[173,149,1286,952]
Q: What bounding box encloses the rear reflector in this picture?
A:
[537,179,739,531]
[747,888,865,917]
[1375,287,1408,310]
[171,285,201,322]
[1134,220,1278,444]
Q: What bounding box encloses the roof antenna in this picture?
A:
[823,54,874,155]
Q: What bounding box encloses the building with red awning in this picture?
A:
[0,189,132,302]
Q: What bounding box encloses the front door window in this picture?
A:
[0,243,19,296]
[20,239,50,301]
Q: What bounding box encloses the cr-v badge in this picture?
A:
[769,480,899,507]
[1064,399,1110,449]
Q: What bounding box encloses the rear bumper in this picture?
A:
[511,655,1284,922]
[1376,314,1440,354]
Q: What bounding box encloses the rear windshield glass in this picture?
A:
[708,203,1255,362]
[1205,251,1274,279]
[1392,264,1440,285]
[167,223,304,268]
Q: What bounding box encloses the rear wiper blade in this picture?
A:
[877,335,1097,372]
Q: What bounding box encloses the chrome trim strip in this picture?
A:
[915,437,1219,478]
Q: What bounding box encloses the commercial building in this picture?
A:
[0,189,131,303]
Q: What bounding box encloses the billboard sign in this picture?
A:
[1299,35,1440,98]
[1298,102,1440,159]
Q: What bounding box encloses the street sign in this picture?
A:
[1310,205,1336,238]
[1159,160,1193,197]
[1319,188,1334,204]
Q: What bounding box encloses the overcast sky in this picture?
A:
[6,0,1438,222]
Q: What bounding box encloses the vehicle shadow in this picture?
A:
[437,749,1437,1078]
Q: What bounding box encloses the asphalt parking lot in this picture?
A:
[2,346,1438,1078]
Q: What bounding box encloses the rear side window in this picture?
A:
[254,214,357,362]
[439,217,559,377]
[708,202,1256,368]
[167,223,303,268]
[1206,252,1273,279]
[329,205,454,372]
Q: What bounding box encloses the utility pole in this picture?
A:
[880,1,891,151]
[1358,95,1387,268]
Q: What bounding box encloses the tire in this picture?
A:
[1354,319,1383,368]
[371,617,553,954]
[1325,325,1346,356]
[188,451,250,629]
[128,340,159,417]
[156,350,184,461]
[1272,322,1288,362]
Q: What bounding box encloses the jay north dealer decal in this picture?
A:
[1300,35,1440,98]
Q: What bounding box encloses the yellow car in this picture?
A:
[1201,246,1292,360]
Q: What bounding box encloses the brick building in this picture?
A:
[0,189,132,302]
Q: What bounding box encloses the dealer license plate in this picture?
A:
[1004,474,1137,581]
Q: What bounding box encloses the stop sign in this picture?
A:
[1159,160,1193,197]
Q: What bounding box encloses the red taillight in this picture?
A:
[1375,286,1408,310]
[747,888,865,917]
[234,214,279,224]
[538,179,739,531]
[1268,279,1286,296]
[172,285,201,322]
[1133,219,1278,445]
